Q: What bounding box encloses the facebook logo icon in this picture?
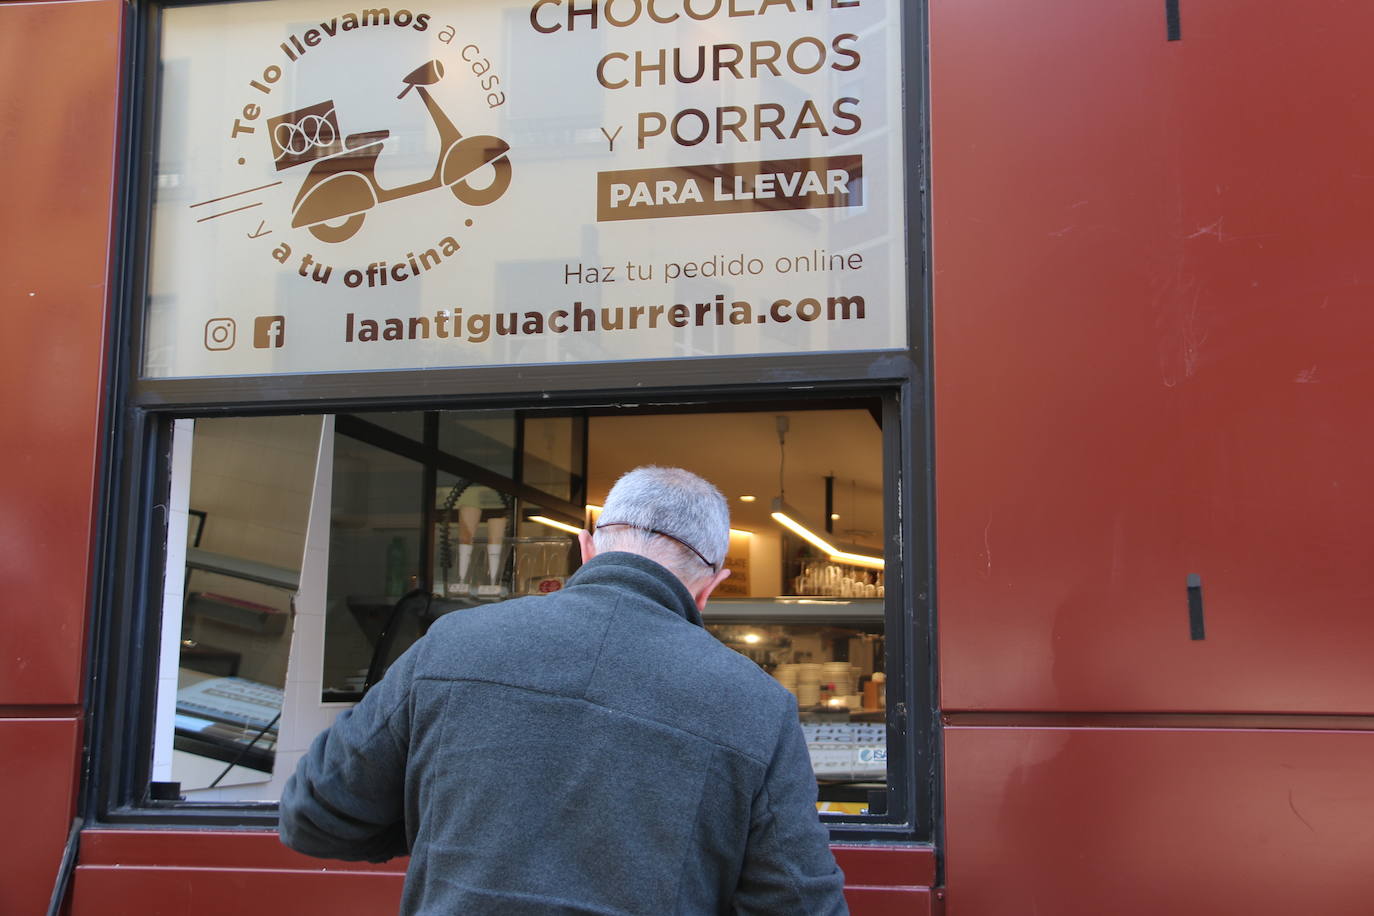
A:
[253,315,286,348]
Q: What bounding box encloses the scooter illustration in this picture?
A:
[274,60,512,244]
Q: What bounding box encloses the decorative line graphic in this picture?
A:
[189,181,284,208]
[189,180,285,222]
[195,201,263,223]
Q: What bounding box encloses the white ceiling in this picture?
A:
[587,408,885,549]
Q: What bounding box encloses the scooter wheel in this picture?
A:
[451,152,512,207]
[309,213,365,243]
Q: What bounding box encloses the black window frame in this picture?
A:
[85,0,936,845]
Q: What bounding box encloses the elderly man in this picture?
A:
[279,466,847,915]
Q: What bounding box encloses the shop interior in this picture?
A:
[154,401,890,815]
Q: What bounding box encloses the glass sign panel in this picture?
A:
[145,0,907,377]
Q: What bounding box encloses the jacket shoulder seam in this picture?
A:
[412,673,773,767]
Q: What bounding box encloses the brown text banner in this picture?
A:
[597,155,864,222]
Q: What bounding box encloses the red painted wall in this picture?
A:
[932,0,1374,717]
[943,727,1374,913]
[0,0,119,705]
[0,0,123,912]
[932,0,1374,911]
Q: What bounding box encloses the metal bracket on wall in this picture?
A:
[1187,573,1205,640]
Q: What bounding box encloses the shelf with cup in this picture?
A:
[789,557,884,599]
[432,533,576,600]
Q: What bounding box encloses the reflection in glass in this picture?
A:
[356,409,425,441]
[521,415,580,502]
[437,410,516,478]
[322,436,424,697]
[154,416,321,798]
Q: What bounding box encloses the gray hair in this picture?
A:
[593,466,730,589]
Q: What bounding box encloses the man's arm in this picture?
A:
[732,705,849,915]
[278,646,418,862]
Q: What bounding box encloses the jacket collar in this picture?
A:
[566,552,704,627]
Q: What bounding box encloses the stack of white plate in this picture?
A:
[823,661,856,699]
[797,663,822,707]
[774,664,800,702]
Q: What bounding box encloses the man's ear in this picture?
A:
[577,529,596,563]
[693,567,732,613]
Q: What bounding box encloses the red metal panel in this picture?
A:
[0,718,81,916]
[0,0,123,705]
[75,831,933,913]
[931,0,1374,714]
[71,869,405,916]
[843,886,934,916]
[78,830,406,872]
[81,831,938,886]
[944,727,1374,914]
[71,869,933,916]
[833,844,937,887]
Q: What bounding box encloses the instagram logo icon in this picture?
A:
[204,318,236,351]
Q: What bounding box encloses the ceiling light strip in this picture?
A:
[770,499,883,569]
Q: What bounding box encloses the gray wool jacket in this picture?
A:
[279,551,848,915]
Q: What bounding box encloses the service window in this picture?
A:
[101,0,926,841]
[147,400,903,821]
